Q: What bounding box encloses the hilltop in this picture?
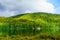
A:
[0,12,60,35]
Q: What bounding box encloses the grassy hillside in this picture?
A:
[0,12,60,40]
[13,12,60,34]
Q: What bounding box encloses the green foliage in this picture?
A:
[0,12,60,40]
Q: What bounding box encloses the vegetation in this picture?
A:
[0,12,60,40]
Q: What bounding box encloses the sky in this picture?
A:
[0,0,60,17]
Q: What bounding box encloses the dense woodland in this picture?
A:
[0,12,60,40]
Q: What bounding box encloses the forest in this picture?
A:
[0,12,60,40]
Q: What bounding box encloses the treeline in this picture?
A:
[0,19,42,36]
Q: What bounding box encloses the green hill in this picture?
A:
[0,12,60,40]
